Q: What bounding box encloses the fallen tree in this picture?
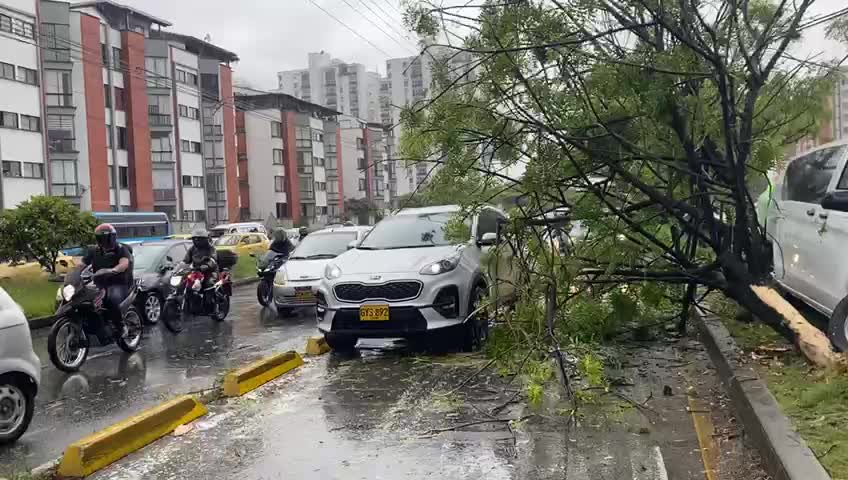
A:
[400,0,846,368]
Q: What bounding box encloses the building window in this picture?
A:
[275,202,287,218]
[295,127,311,148]
[273,149,284,165]
[112,47,122,68]
[358,178,366,191]
[21,162,43,178]
[315,182,326,191]
[101,44,109,67]
[1,16,35,39]
[116,126,127,150]
[145,57,169,87]
[271,121,282,138]
[315,156,325,167]
[151,136,172,162]
[20,115,39,132]
[114,87,126,111]
[299,177,314,197]
[203,125,223,136]
[42,23,71,62]
[357,157,366,169]
[182,175,204,188]
[175,69,197,86]
[119,166,129,188]
[2,161,20,177]
[106,125,112,148]
[15,66,37,85]
[0,111,18,129]
[297,151,313,174]
[0,62,13,80]
[181,140,201,153]
[104,84,111,108]
[47,114,75,152]
[179,104,199,119]
[328,180,338,193]
[312,130,324,142]
[51,160,78,196]
[183,210,206,222]
[274,175,286,192]
[152,169,174,190]
[45,70,72,106]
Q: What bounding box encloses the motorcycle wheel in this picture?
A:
[162,298,183,333]
[211,294,231,322]
[116,307,142,353]
[48,317,89,373]
[257,279,273,307]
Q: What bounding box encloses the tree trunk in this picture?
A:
[749,286,846,370]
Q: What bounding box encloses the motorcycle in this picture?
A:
[48,266,143,373]
[254,251,287,307]
[162,257,234,333]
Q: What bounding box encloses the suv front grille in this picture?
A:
[334,281,422,302]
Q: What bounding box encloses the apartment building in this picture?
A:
[276,51,381,123]
[0,0,46,208]
[235,89,343,226]
[339,116,389,210]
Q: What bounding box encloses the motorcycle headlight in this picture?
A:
[62,284,76,301]
[420,255,461,275]
[324,264,342,280]
[274,269,287,285]
[169,275,183,287]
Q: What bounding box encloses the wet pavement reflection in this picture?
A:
[0,287,317,473]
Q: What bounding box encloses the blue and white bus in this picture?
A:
[92,212,171,244]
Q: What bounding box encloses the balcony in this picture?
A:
[44,49,72,63]
[46,93,74,108]
[48,138,77,154]
[205,158,225,169]
[152,152,173,163]
[153,189,177,201]
[51,184,79,197]
[149,113,172,128]
[207,191,226,202]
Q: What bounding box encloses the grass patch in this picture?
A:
[0,264,57,319]
[717,310,848,478]
[232,254,256,280]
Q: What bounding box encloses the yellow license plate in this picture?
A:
[360,305,390,321]
[295,290,314,299]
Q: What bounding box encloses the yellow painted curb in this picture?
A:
[223,351,304,397]
[306,335,331,355]
[58,395,207,478]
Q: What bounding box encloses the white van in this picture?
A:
[209,222,267,238]
[767,140,848,349]
[0,287,40,444]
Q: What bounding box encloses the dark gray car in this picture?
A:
[131,240,192,324]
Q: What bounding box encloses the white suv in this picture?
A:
[767,140,848,349]
[316,205,513,351]
[0,287,40,444]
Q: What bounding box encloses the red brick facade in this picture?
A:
[235,110,250,215]
[283,111,301,224]
[80,14,109,211]
[220,65,240,221]
[121,31,153,211]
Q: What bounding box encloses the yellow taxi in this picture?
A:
[213,232,270,257]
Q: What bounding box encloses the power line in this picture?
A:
[304,0,395,57]
[359,0,419,47]
[797,6,848,32]
[338,0,418,55]
[380,0,403,16]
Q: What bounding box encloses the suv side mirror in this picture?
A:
[822,191,848,212]
[478,232,498,246]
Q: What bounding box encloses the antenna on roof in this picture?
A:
[203,33,211,42]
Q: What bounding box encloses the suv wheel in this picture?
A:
[828,295,848,351]
[462,284,488,352]
[0,374,35,445]
[325,333,358,352]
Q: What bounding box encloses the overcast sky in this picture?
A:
[121,0,848,90]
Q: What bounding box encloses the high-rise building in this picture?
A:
[1,0,47,208]
[339,116,389,209]
[235,89,344,226]
[276,51,381,123]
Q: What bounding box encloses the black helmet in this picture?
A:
[94,223,118,250]
[299,227,308,237]
[191,228,211,249]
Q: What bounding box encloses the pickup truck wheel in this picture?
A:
[828,295,848,352]
[0,374,35,445]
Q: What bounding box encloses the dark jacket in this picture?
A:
[269,238,294,257]
[183,244,218,272]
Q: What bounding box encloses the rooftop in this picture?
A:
[150,31,239,62]
[235,88,340,118]
[72,0,172,27]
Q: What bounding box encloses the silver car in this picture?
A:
[273,226,371,316]
[317,205,513,351]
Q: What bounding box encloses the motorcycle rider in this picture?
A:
[269,228,295,258]
[298,227,309,242]
[183,228,218,286]
[80,223,133,332]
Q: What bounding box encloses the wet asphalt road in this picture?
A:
[0,285,318,473]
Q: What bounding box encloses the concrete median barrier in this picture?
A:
[57,395,208,478]
[223,351,304,397]
[306,335,331,355]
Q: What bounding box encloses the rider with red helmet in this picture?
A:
[80,223,133,330]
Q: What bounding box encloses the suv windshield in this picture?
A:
[132,244,168,273]
[358,213,460,250]
[290,232,357,259]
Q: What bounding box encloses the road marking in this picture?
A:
[688,395,720,480]
[631,444,669,480]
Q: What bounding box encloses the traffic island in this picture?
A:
[693,307,831,480]
[306,335,331,355]
[223,351,304,397]
[57,395,208,478]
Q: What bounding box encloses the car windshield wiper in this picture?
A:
[381,244,440,250]
[305,254,336,259]
[355,246,379,250]
[288,256,308,260]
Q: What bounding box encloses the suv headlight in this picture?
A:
[420,255,461,275]
[62,285,76,301]
[324,264,342,280]
[274,269,288,285]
